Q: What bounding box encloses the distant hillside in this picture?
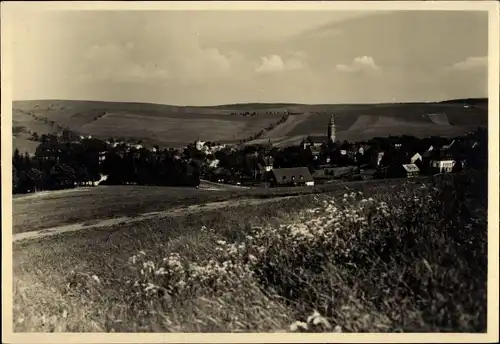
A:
[12,99,488,154]
[438,98,488,106]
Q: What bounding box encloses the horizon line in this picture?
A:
[11,97,489,108]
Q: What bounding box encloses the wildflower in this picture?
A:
[154,267,167,276]
[176,280,187,290]
[290,321,308,332]
[91,275,100,284]
[143,261,155,271]
[144,283,159,292]
[312,315,332,330]
[307,310,322,324]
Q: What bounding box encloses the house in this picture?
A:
[195,140,206,151]
[430,157,456,173]
[410,152,423,164]
[426,149,456,173]
[385,163,420,178]
[259,156,275,172]
[269,167,314,187]
[35,143,62,160]
[310,146,322,160]
[402,164,420,178]
[302,136,326,150]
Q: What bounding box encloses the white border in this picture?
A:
[2,1,499,343]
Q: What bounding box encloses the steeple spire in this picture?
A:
[328,113,336,143]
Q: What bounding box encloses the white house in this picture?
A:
[410,152,423,164]
[431,158,456,173]
[402,163,420,178]
[195,140,206,151]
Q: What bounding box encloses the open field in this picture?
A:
[13,179,407,235]
[12,99,487,153]
[13,171,487,332]
[12,108,60,154]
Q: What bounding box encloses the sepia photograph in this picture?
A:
[2,1,499,341]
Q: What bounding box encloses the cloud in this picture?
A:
[447,56,487,71]
[336,56,381,74]
[255,53,307,74]
[84,42,170,82]
[82,39,239,84]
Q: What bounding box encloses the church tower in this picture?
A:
[327,113,336,144]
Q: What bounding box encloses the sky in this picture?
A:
[12,10,488,105]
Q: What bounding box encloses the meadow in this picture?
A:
[12,99,487,153]
[12,170,487,332]
[13,179,400,234]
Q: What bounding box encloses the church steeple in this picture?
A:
[328,113,336,143]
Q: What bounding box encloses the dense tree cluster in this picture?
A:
[12,137,200,194]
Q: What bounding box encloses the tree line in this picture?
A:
[13,136,200,194]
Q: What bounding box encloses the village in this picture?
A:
[195,114,487,187]
[12,112,487,194]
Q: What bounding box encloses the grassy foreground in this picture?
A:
[13,171,487,332]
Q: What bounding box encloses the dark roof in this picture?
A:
[422,151,433,158]
[271,167,314,184]
[307,136,328,143]
[425,149,455,160]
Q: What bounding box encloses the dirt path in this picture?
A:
[13,196,295,243]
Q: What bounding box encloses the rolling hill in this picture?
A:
[12,98,488,153]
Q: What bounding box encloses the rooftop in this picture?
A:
[271,167,314,184]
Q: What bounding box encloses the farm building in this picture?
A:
[269,167,314,187]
